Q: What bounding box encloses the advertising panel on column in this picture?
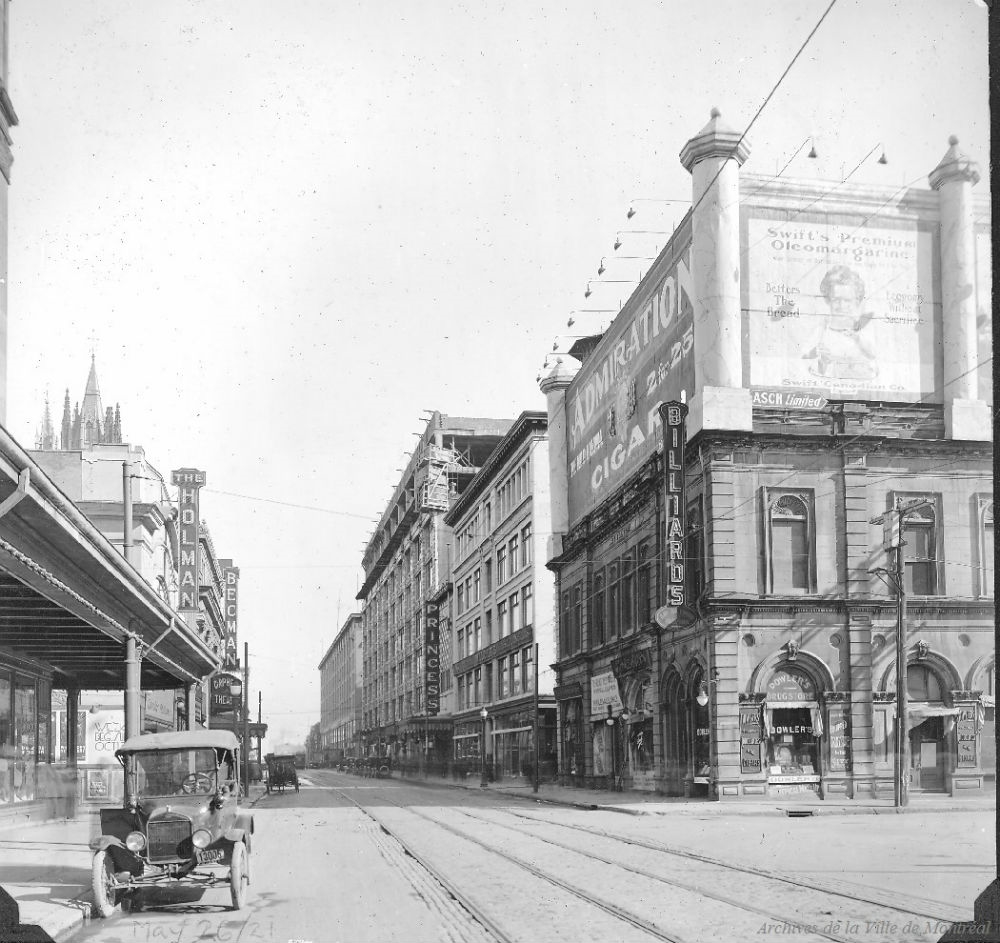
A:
[565,220,695,527]
[220,559,240,670]
[744,211,939,405]
[170,468,206,610]
[424,602,440,716]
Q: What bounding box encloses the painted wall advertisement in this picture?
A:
[566,226,694,526]
[745,213,939,404]
[85,709,125,764]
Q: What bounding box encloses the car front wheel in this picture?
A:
[229,841,249,910]
[91,849,118,918]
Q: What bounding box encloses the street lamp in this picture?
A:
[605,706,631,791]
[479,707,489,787]
[229,679,243,784]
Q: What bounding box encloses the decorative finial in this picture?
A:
[948,135,959,146]
[710,107,721,119]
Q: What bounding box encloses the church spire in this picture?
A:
[35,391,56,450]
[80,353,105,448]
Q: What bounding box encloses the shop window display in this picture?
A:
[766,707,818,776]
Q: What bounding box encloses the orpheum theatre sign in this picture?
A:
[566,222,695,526]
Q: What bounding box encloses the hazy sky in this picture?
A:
[7,0,989,747]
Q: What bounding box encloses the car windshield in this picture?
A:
[130,748,220,797]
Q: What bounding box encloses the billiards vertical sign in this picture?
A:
[424,601,441,716]
[171,468,206,611]
[659,402,687,607]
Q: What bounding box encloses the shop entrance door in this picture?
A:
[910,717,946,792]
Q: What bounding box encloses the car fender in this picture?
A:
[89,836,143,875]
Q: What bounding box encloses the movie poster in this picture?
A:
[747,216,938,403]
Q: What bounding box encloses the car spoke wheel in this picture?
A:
[229,841,249,910]
[91,849,118,918]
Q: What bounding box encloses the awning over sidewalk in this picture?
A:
[0,428,219,688]
[907,703,961,731]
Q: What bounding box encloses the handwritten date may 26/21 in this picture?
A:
[126,915,276,942]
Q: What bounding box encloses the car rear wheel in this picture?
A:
[229,841,249,910]
[91,849,118,918]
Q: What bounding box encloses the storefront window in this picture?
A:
[0,671,10,804]
[14,676,37,802]
[767,707,818,775]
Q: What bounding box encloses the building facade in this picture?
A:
[357,413,512,764]
[444,412,558,781]
[318,612,363,763]
[540,113,993,800]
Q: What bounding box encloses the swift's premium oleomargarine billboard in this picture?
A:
[566,220,694,527]
[745,212,939,403]
[424,601,441,715]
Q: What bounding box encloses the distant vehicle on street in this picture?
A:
[89,729,254,918]
[265,754,300,793]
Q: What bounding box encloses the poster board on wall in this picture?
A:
[744,210,939,405]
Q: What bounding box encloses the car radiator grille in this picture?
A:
[147,815,192,862]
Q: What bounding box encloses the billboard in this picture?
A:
[745,213,939,403]
[566,225,695,526]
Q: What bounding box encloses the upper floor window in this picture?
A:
[687,497,705,601]
[473,568,481,604]
[484,559,493,594]
[637,542,651,626]
[607,563,620,639]
[521,584,533,628]
[521,524,532,568]
[896,495,939,596]
[764,491,815,594]
[508,535,519,575]
[979,498,994,598]
[497,547,507,585]
[593,571,606,646]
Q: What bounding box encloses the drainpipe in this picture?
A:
[125,634,140,740]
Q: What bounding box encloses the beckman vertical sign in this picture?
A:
[219,559,240,670]
[170,468,206,610]
[659,402,687,607]
[423,601,441,715]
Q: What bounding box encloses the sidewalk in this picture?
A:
[0,781,269,943]
[395,768,998,817]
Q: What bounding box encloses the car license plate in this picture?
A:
[197,848,224,864]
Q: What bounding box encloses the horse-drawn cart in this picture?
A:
[265,754,299,794]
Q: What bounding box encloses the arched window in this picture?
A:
[907,664,943,702]
[765,492,814,593]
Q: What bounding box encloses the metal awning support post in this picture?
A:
[185,681,198,731]
[124,634,140,740]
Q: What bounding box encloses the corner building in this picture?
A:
[540,112,993,800]
[318,612,363,764]
[357,414,512,764]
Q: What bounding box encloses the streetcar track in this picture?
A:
[492,805,965,924]
[326,785,516,943]
[326,781,687,943]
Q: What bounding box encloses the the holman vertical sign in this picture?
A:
[171,468,206,610]
[219,559,240,670]
[660,401,687,607]
[424,601,441,715]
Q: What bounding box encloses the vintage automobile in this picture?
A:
[89,729,254,917]
[265,753,299,793]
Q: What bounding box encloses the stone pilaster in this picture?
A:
[711,614,742,798]
[929,136,990,441]
[847,614,876,797]
[680,109,752,436]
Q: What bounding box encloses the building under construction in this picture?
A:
[357,413,512,763]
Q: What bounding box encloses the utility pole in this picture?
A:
[122,461,134,567]
[243,642,251,797]
[533,642,539,794]
[870,498,931,811]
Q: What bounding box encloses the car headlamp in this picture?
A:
[125,831,146,852]
[192,829,213,849]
